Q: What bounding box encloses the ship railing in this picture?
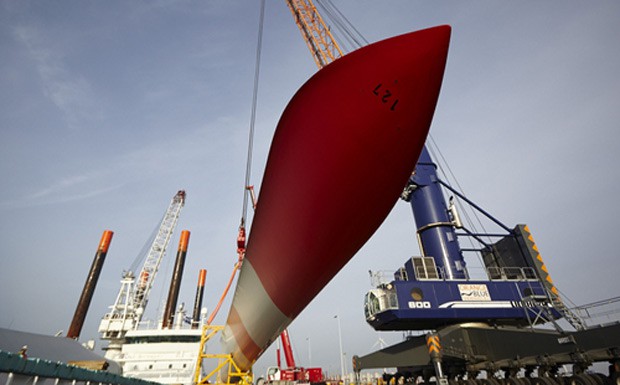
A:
[0,350,160,385]
[371,266,539,285]
[126,369,193,380]
[134,320,158,330]
[570,296,620,325]
[414,265,442,280]
[368,271,398,287]
[487,267,538,281]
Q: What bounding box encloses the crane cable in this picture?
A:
[314,0,367,51]
[206,0,266,326]
[241,0,266,227]
[309,2,486,262]
[209,0,364,325]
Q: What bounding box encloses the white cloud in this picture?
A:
[12,24,100,130]
[0,170,124,210]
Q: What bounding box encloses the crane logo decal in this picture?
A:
[458,284,491,301]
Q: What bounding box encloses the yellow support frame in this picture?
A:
[193,325,253,385]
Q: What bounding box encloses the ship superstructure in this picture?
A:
[117,306,204,385]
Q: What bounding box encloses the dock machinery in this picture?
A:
[355,148,620,385]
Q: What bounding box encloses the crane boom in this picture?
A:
[284,0,343,69]
[132,190,186,313]
[280,329,296,368]
[99,190,186,360]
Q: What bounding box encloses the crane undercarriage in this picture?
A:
[353,322,620,385]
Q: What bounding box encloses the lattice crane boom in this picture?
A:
[99,190,186,360]
[132,190,186,314]
[284,0,343,69]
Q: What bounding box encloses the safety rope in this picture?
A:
[206,260,242,325]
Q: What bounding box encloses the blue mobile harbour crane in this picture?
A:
[353,146,620,385]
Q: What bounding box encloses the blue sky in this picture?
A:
[1,1,619,377]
